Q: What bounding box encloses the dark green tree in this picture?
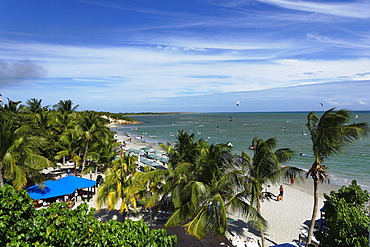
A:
[316,180,369,247]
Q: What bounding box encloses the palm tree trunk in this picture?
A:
[81,141,89,173]
[257,199,266,247]
[0,168,4,187]
[307,178,319,246]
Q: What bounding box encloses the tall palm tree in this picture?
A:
[240,137,303,247]
[75,111,112,172]
[50,111,77,164]
[96,153,142,213]
[142,132,263,239]
[53,99,79,113]
[54,128,82,171]
[0,118,51,190]
[305,108,368,245]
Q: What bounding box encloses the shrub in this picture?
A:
[0,184,177,246]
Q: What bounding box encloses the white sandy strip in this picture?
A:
[79,132,341,246]
[227,181,339,246]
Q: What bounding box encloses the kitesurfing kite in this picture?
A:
[236,101,241,106]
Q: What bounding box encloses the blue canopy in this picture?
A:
[26,175,96,200]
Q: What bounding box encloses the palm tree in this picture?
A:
[0,117,51,190]
[96,153,142,213]
[305,108,368,245]
[25,98,47,114]
[53,99,79,112]
[162,130,200,168]
[50,111,77,165]
[166,144,262,239]
[82,140,119,175]
[142,132,263,239]
[75,111,112,172]
[3,98,24,113]
[54,128,82,171]
[240,137,303,247]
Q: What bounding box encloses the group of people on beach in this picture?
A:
[262,185,285,202]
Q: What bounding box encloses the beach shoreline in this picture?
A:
[42,128,342,245]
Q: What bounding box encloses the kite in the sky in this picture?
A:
[320,103,324,107]
[236,101,241,106]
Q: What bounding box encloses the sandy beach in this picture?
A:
[70,131,341,246]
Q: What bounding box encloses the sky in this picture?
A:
[0,0,370,113]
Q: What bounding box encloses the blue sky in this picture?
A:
[0,0,369,112]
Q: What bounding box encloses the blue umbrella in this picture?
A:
[26,175,96,200]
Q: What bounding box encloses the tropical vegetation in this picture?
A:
[96,153,144,213]
[2,97,368,247]
[0,98,124,189]
[0,184,177,246]
[136,131,303,247]
[239,137,303,247]
[305,108,368,245]
[0,111,51,190]
[315,180,369,247]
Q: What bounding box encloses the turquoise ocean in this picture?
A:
[115,112,370,190]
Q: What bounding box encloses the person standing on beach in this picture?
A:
[279,185,284,200]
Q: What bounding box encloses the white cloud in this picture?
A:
[257,0,370,19]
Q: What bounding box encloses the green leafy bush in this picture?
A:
[316,180,369,247]
[0,184,177,246]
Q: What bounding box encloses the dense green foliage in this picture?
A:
[0,98,130,189]
[137,131,302,246]
[316,180,369,247]
[0,184,177,246]
[0,112,51,189]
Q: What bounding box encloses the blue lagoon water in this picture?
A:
[116,112,370,190]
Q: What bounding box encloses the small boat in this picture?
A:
[248,145,254,150]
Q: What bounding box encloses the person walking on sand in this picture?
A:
[279,185,284,200]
